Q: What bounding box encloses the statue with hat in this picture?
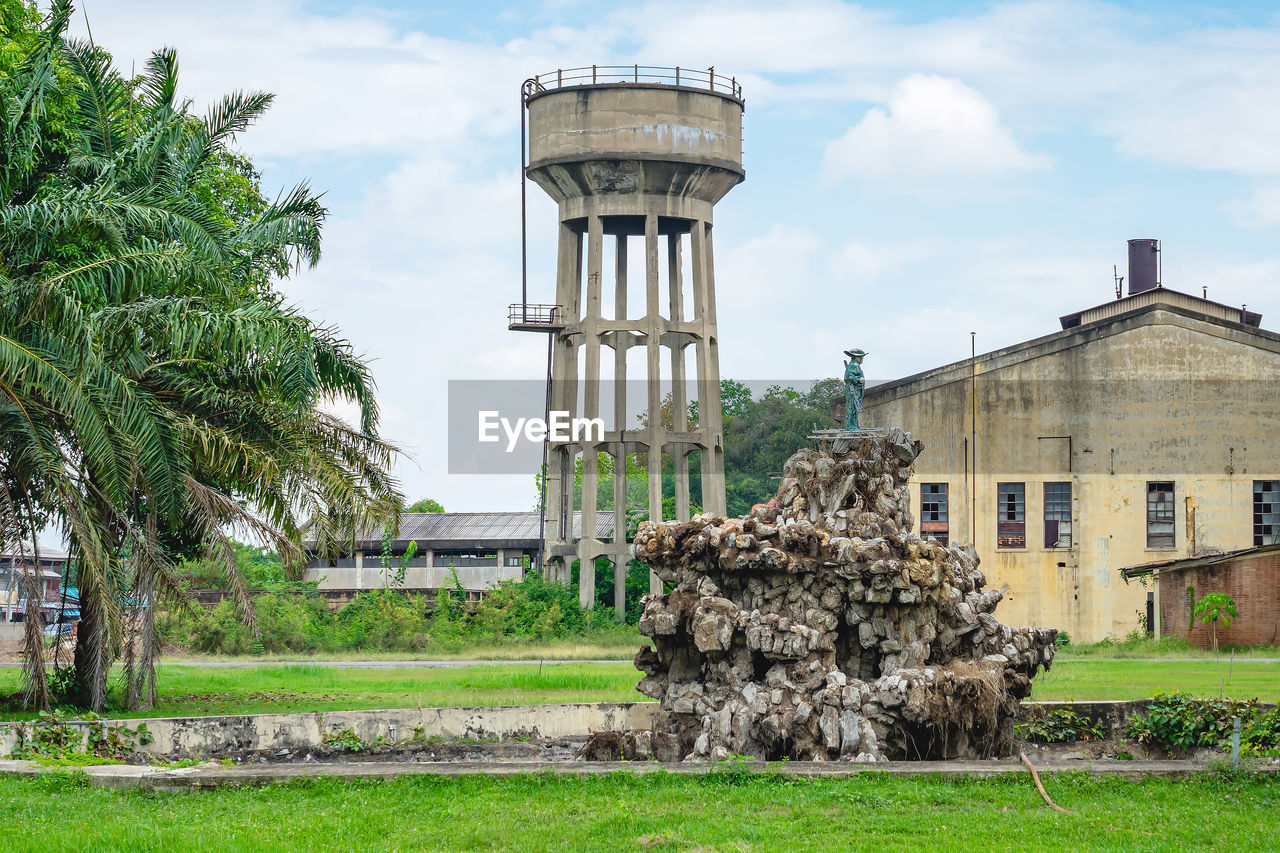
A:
[843,348,867,430]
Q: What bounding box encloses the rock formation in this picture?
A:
[614,429,1057,762]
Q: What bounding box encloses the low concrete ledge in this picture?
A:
[5,698,1272,760]
[1024,699,1278,738]
[0,702,658,758]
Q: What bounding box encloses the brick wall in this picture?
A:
[1158,551,1280,647]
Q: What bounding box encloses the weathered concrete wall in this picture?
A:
[0,703,658,759]
[864,306,1280,643]
[527,84,743,180]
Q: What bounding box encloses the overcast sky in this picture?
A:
[69,0,1280,513]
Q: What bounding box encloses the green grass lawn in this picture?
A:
[1030,659,1280,702]
[159,635,648,663]
[0,663,644,720]
[0,771,1275,852]
[1055,638,1280,660]
[2,659,1275,720]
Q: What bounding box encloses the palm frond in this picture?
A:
[139,47,179,111]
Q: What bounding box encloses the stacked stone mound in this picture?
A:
[607,429,1057,763]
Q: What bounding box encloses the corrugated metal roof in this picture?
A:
[310,511,617,551]
[1119,542,1280,578]
[400,511,615,541]
[1059,287,1263,331]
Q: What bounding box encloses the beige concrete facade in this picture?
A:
[526,82,744,608]
[863,297,1280,643]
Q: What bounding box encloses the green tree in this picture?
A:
[0,2,401,710]
[406,498,445,514]
[1193,592,1239,655]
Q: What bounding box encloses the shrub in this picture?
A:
[1125,692,1280,753]
[158,574,638,655]
[1016,707,1105,744]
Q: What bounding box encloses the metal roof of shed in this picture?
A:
[311,511,616,552]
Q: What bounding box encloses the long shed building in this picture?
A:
[304,512,614,593]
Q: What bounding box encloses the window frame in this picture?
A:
[1043,481,1072,549]
[920,482,949,546]
[1146,481,1176,549]
[1253,480,1280,547]
[996,482,1026,549]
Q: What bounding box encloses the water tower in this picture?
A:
[511,66,745,609]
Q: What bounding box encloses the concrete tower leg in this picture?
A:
[668,233,692,522]
[644,213,665,595]
[612,236,630,619]
[691,219,727,517]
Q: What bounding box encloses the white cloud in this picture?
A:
[823,75,1050,186]
[1225,183,1280,228]
[716,224,823,307]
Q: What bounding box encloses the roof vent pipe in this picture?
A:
[1127,238,1160,295]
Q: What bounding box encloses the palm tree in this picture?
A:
[0,1,402,710]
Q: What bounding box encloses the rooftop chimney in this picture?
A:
[1127,238,1159,295]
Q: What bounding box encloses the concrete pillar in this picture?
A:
[613,236,630,618]
[645,212,665,595]
[546,221,582,582]
[669,232,691,523]
[354,552,364,591]
[578,213,604,611]
[1153,567,1162,641]
[691,219,726,517]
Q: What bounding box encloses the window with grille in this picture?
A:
[1254,481,1280,546]
[1146,482,1175,548]
[997,482,1025,548]
[920,483,949,545]
[433,550,499,568]
[1044,482,1072,548]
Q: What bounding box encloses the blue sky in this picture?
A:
[71,0,1280,512]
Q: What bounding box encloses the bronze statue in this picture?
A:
[844,348,866,430]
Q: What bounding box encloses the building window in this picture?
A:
[1146,482,1175,548]
[1254,481,1280,546]
[997,483,1025,548]
[1044,482,1072,548]
[920,483,949,545]
[433,550,498,568]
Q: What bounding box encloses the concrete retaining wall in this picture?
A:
[1026,698,1277,738]
[0,702,658,758]
[7,698,1269,759]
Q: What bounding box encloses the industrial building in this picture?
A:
[863,240,1280,643]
